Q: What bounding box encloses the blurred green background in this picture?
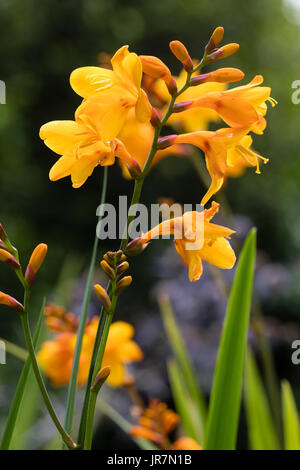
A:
[0,0,300,449]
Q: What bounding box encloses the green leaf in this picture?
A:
[96,400,158,450]
[167,359,202,443]
[159,294,206,442]
[282,380,300,450]
[0,298,46,450]
[245,347,280,450]
[204,228,256,450]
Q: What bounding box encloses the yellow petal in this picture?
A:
[186,253,203,282]
[49,155,76,181]
[70,66,114,98]
[135,89,152,122]
[201,157,224,205]
[199,238,236,269]
[105,360,125,387]
[119,340,143,362]
[70,155,99,188]
[40,120,86,155]
[107,321,135,344]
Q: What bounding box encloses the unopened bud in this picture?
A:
[205,26,224,53]
[127,158,142,179]
[115,276,132,295]
[25,243,48,287]
[125,237,148,256]
[0,291,24,313]
[150,108,161,127]
[206,43,239,64]
[91,366,111,393]
[104,251,126,268]
[140,55,177,96]
[172,101,193,113]
[169,40,193,72]
[0,249,20,270]
[190,67,244,86]
[0,224,8,242]
[157,134,177,150]
[116,261,129,276]
[100,260,115,280]
[94,284,112,311]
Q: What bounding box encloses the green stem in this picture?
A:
[63,167,108,445]
[83,294,118,450]
[20,288,76,450]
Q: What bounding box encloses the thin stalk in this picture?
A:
[83,295,118,450]
[20,289,76,450]
[63,167,108,444]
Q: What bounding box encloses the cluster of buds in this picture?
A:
[0,223,48,314]
[44,303,79,333]
[205,26,239,64]
[130,399,179,448]
[94,250,133,311]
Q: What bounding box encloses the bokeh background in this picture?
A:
[0,0,300,449]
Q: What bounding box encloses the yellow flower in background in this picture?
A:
[140,201,236,282]
[70,45,152,140]
[176,127,268,204]
[154,67,227,132]
[38,318,143,387]
[189,75,276,131]
[40,117,140,188]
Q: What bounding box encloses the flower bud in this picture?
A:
[150,108,161,127]
[91,366,111,393]
[116,261,129,276]
[115,275,132,295]
[125,237,148,256]
[0,249,20,269]
[205,26,224,53]
[100,260,115,280]
[94,284,112,311]
[206,43,239,64]
[0,224,8,242]
[140,55,177,96]
[25,243,48,287]
[157,134,177,150]
[190,68,244,86]
[172,101,193,113]
[169,40,193,72]
[0,291,24,313]
[126,158,142,179]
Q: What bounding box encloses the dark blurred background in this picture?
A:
[0,0,300,449]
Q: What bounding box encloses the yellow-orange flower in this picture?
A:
[154,67,227,132]
[176,127,268,204]
[38,319,143,387]
[189,75,276,132]
[172,437,202,450]
[130,399,179,447]
[140,201,236,282]
[70,45,152,140]
[40,117,140,187]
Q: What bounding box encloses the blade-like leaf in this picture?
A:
[167,359,203,443]
[245,347,280,450]
[282,380,300,450]
[0,298,46,450]
[204,228,256,450]
[159,294,206,441]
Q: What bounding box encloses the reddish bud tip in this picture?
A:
[125,237,148,256]
[0,249,20,270]
[169,40,193,72]
[115,276,132,295]
[172,100,193,113]
[205,26,224,53]
[25,243,48,287]
[0,224,8,242]
[206,43,239,64]
[157,135,178,150]
[0,291,24,313]
[127,158,142,179]
[150,108,161,127]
